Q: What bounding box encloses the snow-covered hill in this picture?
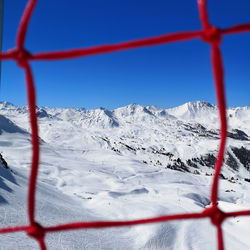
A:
[0,101,250,249]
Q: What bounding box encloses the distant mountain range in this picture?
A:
[0,101,250,180]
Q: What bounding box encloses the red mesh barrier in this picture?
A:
[0,0,250,249]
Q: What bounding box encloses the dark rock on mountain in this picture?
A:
[37,108,50,118]
[183,123,219,139]
[0,153,8,169]
[227,129,249,141]
[226,152,239,171]
[232,147,250,171]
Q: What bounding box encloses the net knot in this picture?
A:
[12,48,32,68]
[204,206,225,226]
[27,222,45,240]
[201,26,222,46]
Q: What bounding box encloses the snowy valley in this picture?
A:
[0,101,250,249]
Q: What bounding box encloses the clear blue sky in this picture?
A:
[1,0,249,109]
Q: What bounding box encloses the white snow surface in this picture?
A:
[0,101,250,249]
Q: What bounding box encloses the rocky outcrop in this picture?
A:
[226,152,239,171]
[228,129,249,141]
[232,147,250,171]
[0,153,8,169]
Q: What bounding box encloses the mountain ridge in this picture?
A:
[1,100,250,112]
[0,100,249,181]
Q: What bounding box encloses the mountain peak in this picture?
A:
[184,101,215,109]
[171,101,215,111]
[166,101,216,120]
[0,101,15,108]
[126,103,143,109]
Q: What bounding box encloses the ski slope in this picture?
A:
[0,101,250,249]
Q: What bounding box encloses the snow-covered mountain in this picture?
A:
[1,101,250,249]
[2,100,249,178]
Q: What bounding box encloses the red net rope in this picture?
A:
[0,0,250,249]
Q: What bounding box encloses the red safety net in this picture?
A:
[0,0,250,249]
